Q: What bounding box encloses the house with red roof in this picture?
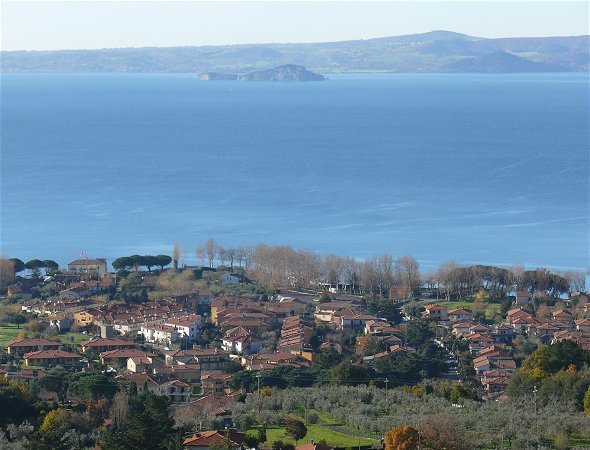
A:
[114,373,160,395]
[6,338,61,355]
[337,312,380,331]
[222,327,262,355]
[140,323,180,345]
[448,308,472,322]
[183,430,245,450]
[575,318,590,332]
[99,349,157,366]
[159,379,192,403]
[423,305,449,321]
[297,442,334,450]
[24,349,81,367]
[201,373,233,396]
[127,356,158,373]
[81,337,136,353]
[552,309,573,324]
[67,258,108,276]
[163,348,229,370]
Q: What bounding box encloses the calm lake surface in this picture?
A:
[1,73,588,272]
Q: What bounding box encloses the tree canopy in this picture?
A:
[386,425,419,450]
[112,254,172,271]
[284,417,307,443]
[8,258,25,274]
[101,391,177,450]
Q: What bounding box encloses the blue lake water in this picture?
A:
[1,73,588,272]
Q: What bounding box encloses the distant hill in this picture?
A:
[2,31,588,73]
[448,51,563,73]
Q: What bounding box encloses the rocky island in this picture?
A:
[198,64,325,82]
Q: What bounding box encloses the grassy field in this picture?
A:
[0,324,88,350]
[59,331,90,346]
[314,410,343,425]
[567,435,590,447]
[250,425,376,447]
[0,324,22,349]
[248,409,377,448]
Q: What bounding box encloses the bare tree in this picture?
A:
[242,246,255,273]
[236,246,246,268]
[226,247,237,269]
[196,245,206,266]
[217,246,227,267]
[378,254,395,297]
[246,244,321,289]
[394,255,420,299]
[361,257,379,296]
[180,247,187,269]
[205,238,216,268]
[110,390,129,427]
[323,255,343,291]
[510,263,526,290]
[437,261,461,301]
[562,270,585,293]
[172,243,182,270]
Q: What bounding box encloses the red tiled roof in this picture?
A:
[81,338,134,347]
[100,349,156,359]
[297,443,334,450]
[68,259,106,266]
[449,308,472,315]
[6,338,61,348]
[190,394,235,408]
[24,350,80,360]
[202,373,232,381]
[183,430,244,447]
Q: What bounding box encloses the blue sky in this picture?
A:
[2,1,589,51]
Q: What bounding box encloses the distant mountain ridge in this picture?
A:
[448,50,563,72]
[2,30,588,73]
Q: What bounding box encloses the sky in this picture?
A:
[1,1,588,51]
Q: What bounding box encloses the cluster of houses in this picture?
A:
[423,299,590,400]
[23,292,210,345]
[5,258,589,449]
[0,291,338,407]
[5,288,406,412]
[3,334,231,405]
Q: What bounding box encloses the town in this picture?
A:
[0,244,589,450]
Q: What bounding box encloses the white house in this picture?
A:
[164,316,202,342]
[67,258,108,276]
[140,323,180,345]
[221,327,262,355]
[158,380,192,403]
[448,309,472,322]
[127,356,154,373]
[112,319,142,335]
[423,305,449,321]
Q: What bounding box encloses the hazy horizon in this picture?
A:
[3,29,590,54]
[2,1,589,52]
